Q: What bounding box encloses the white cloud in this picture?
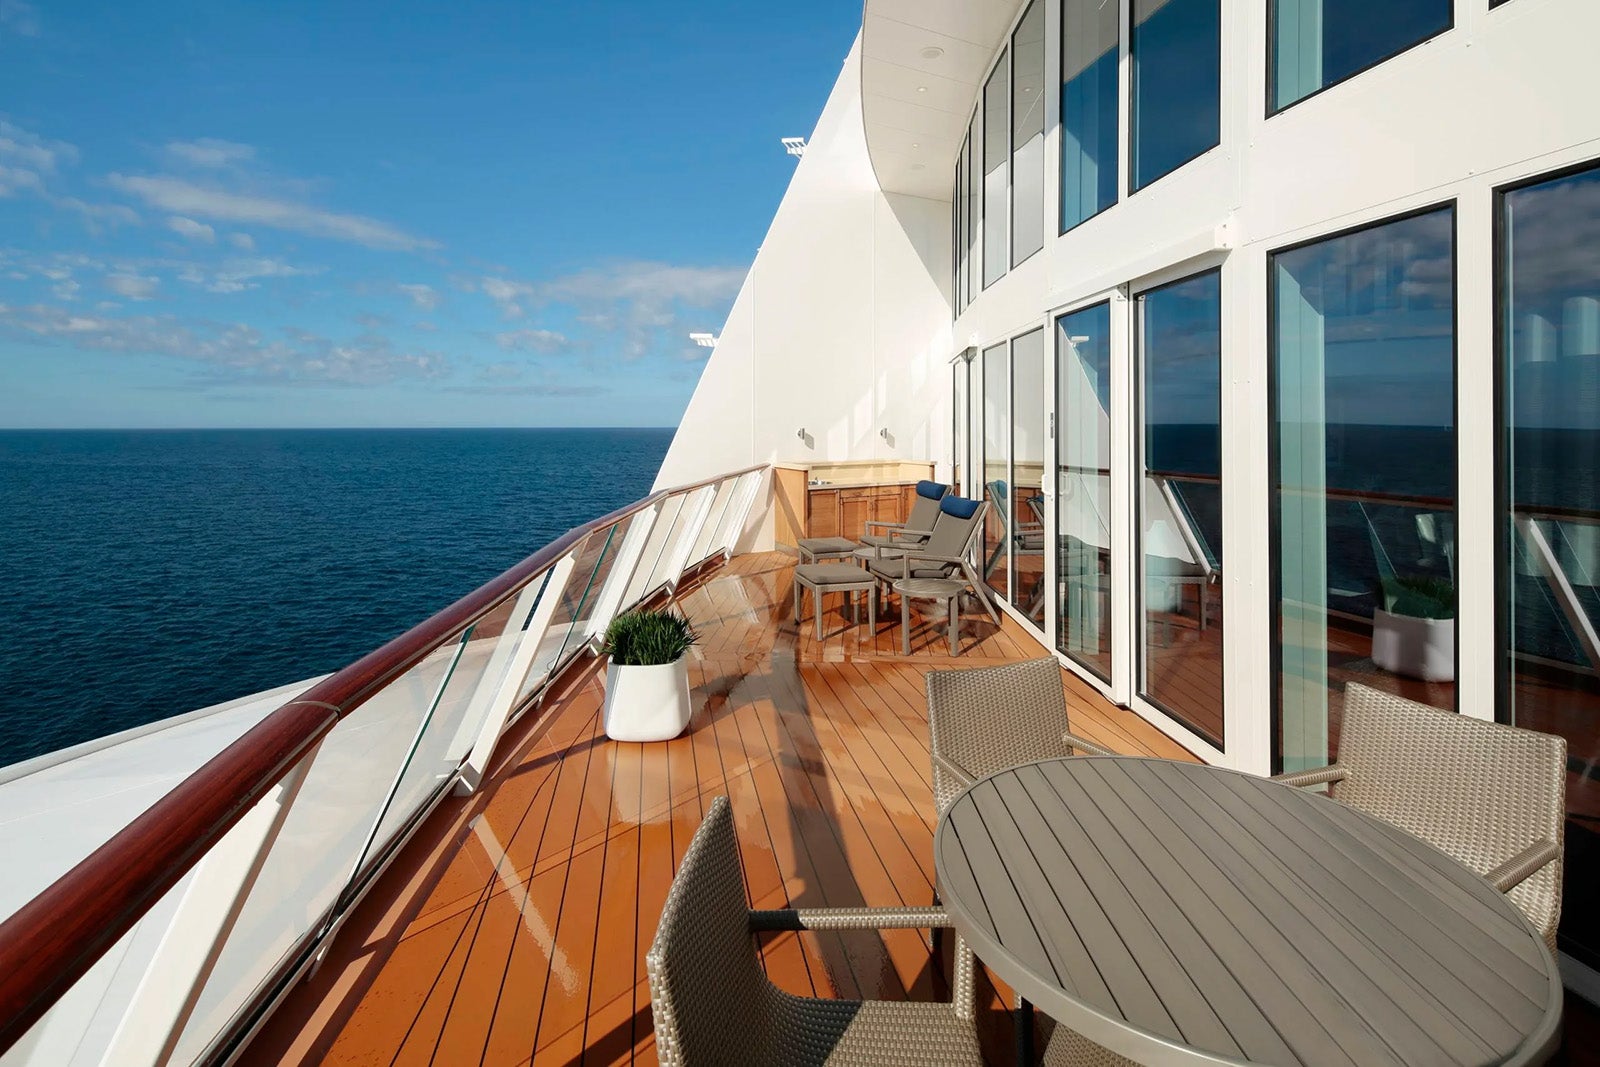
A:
[397,282,439,311]
[480,261,744,360]
[495,327,572,354]
[164,139,256,169]
[0,163,42,196]
[0,119,72,172]
[176,256,316,294]
[166,215,216,243]
[106,173,435,251]
[0,302,449,385]
[106,273,159,300]
[227,232,254,251]
[0,0,40,37]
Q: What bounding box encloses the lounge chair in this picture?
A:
[863,496,1000,627]
[646,795,982,1066]
[861,479,949,550]
[1274,682,1566,951]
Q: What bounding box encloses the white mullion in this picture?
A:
[1109,287,1135,706]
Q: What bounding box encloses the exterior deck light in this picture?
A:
[781,137,807,157]
[689,332,718,348]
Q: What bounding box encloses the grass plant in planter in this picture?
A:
[1371,575,1455,682]
[600,609,698,741]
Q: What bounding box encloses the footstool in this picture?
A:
[893,577,969,655]
[794,563,877,640]
[797,536,859,563]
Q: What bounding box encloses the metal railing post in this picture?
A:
[101,744,322,1067]
[585,505,662,645]
[455,554,577,794]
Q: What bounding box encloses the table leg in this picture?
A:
[815,588,824,641]
[948,595,959,656]
[868,585,876,634]
[901,593,911,655]
[1016,995,1034,1066]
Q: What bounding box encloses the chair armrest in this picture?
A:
[932,752,978,790]
[750,907,951,932]
[1271,764,1349,789]
[863,520,906,532]
[1486,838,1561,893]
[1062,730,1115,758]
[901,553,970,566]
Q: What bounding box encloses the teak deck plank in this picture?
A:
[242,551,1201,1067]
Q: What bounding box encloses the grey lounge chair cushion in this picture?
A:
[795,563,874,586]
[797,536,858,555]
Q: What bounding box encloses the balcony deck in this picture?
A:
[241,551,1194,1066]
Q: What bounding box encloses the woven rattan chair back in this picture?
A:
[646,796,774,1065]
[1334,682,1566,948]
[926,658,1072,816]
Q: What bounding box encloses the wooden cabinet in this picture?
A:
[801,484,913,542]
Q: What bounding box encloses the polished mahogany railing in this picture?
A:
[0,462,768,1064]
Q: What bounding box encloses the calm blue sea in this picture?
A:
[0,429,672,766]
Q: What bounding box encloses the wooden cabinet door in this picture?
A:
[870,489,901,529]
[841,489,872,540]
[808,489,841,538]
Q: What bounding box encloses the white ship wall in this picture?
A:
[654,37,954,506]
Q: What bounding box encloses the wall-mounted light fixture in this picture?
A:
[781,137,807,157]
[879,428,891,440]
[689,332,718,348]
[796,427,807,441]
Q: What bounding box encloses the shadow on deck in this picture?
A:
[238,552,1197,1066]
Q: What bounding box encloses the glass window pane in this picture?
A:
[1056,303,1114,679]
[1500,163,1600,955]
[1139,271,1223,744]
[983,53,1010,288]
[1061,0,1119,232]
[966,121,979,306]
[982,344,1009,601]
[1011,329,1048,621]
[1132,0,1220,190]
[1011,1,1046,266]
[1271,207,1456,772]
[1272,0,1450,112]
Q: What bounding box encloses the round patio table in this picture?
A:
[933,756,1562,1067]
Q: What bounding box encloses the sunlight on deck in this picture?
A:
[243,552,1195,1067]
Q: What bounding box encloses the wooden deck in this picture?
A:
[241,551,1194,1066]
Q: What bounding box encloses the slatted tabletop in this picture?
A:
[934,757,1562,1067]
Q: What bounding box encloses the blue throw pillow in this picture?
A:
[940,495,981,520]
[915,479,950,500]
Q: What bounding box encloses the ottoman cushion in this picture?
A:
[795,563,873,586]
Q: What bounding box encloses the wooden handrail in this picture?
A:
[0,462,766,1054]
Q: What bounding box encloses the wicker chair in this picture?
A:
[646,796,982,1066]
[926,658,1131,1067]
[1274,682,1566,952]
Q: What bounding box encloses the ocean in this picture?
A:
[0,428,673,766]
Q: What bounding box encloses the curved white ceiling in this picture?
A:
[860,0,1024,201]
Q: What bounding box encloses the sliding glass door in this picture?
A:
[982,344,1010,603]
[1138,271,1223,745]
[1055,303,1115,680]
[1270,206,1457,772]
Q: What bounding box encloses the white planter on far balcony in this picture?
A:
[603,659,693,742]
[1371,609,1455,683]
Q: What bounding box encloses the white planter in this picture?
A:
[603,658,693,742]
[1370,609,1455,682]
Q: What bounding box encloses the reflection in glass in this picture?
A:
[966,120,979,306]
[1139,271,1223,744]
[1056,303,1114,679]
[983,54,1010,287]
[1061,0,1118,232]
[1010,329,1048,620]
[953,359,967,495]
[1011,1,1045,266]
[1500,164,1600,939]
[1132,0,1220,190]
[1271,207,1456,772]
[982,344,1009,602]
[1272,0,1450,112]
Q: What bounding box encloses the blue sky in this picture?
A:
[0,0,858,428]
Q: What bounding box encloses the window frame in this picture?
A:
[1264,0,1454,118]
[1129,0,1223,193]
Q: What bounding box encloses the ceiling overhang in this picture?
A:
[860,0,1024,201]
